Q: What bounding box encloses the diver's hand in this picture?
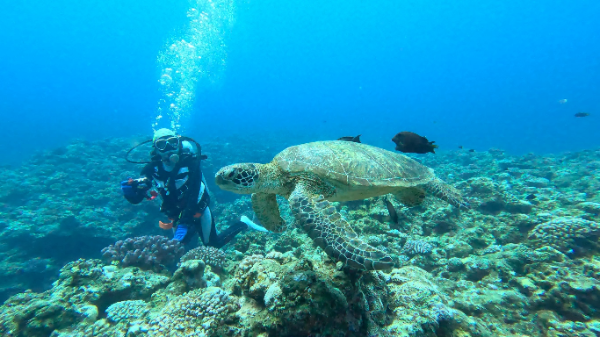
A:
[120,177,149,197]
[173,224,189,241]
[120,178,136,197]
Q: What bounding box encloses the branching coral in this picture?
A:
[105,300,149,323]
[237,254,264,273]
[101,236,184,269]
[147,287,237,336]
[179,246,227,269]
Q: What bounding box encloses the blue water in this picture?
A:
[1,0,599,164]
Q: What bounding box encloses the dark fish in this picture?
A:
[458,146,463,149]
[468,149,475,152]
[575,112,590,118]
[391,131,438,154]
[384,198,398,225]
[338,135,361,143]
[526,194,536,200]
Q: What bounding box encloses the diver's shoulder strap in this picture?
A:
[180,136,208,160]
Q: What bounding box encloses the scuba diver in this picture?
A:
[120,128,268,247]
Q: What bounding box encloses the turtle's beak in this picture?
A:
[215,164,259,194]
[215,168,232,188]
[215,167,242,193]
[215,173,225,186]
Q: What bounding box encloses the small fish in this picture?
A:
[468,149,475,152]
[391,131,438,154]
[558,99,568,104]
[574,112,590,118]
[384,198,398,225]
[526,194,536,200]
[338,135,361,143]
[458,146,463,149]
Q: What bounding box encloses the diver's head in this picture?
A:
[153,128,180,164]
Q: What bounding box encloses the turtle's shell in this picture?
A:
[274,141,435,188]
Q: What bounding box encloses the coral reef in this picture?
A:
[1,137,600,336]
[147,287,237,336]
[0,258,169,337]
[380,267,459,336]
[179,246,227,269]
[105,299,150,323]
[101,235,185,270]
[528,217,600,254]
[402,239,434,256]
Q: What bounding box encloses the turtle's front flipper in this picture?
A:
[251,193,286,232]
[425,177,470,208]
[288,183,394,270]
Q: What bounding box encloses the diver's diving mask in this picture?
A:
[154,136,180,164]
[154,136,179,152]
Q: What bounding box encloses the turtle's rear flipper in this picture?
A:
[425,177,470,208]
[288,183,395,270]
[251,193,286,232]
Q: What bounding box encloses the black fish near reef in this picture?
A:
[338,135,361,143]
[574,112,590,118]
[391,131,438,154]
[384,198,398,225]
[526,194,536,200]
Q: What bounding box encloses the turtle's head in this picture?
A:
[215,163,262,194]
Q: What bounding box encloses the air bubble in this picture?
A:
[154,0,236,132]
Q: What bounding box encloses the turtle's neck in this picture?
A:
[256,163,293,196]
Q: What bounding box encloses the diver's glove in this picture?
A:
[240,215,269,232]
[173,224,189,241]
[120,177,149,198]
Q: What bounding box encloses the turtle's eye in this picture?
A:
[227,170,235,179]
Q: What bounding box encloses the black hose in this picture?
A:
[125,139,153,164]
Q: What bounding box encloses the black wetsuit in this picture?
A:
[124,141,247,247]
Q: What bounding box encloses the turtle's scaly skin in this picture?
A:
[215,141,468,270]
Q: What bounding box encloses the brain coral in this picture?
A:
[528,217,600,253]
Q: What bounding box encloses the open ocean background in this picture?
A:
[1,0,599,164]
[3,2,600,334]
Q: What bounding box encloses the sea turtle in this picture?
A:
[215,141,468,270]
